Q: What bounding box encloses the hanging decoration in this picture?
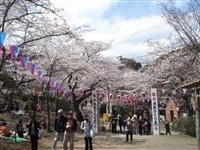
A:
[0,32,6,49]
[10,45,20,61]
[0,50,3,58]
[28,63,36,74]
[20,55,28,67]
[43,77,50,87]
[36,70,44,78]
[1,31,172,101]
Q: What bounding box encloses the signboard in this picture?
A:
[92,91,99,134]
[151,88,160,135]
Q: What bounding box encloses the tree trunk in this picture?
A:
[73,100,84,122]
[45,89,51,132]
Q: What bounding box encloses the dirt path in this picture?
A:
[39,132,198,150]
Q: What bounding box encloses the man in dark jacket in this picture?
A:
[52,109,67,150]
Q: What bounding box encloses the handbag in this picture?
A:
[90,128,95,138]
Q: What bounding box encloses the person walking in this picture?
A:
[26,115,40,150]
[165,121,171,135]
[81,115,93,150]
[52,109,67,150]
[63,110,77,150]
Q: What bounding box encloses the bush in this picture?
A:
[172,116,196,137]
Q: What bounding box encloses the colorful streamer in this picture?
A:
[20,55,28,67]
[10,45,19,61]
[31,64,36,74]
[1,32,90,99]
[28,63,36,74]
[37,70,44,78]
[0,32,6,48]
[43,77,50,86]
[0,50,3,58]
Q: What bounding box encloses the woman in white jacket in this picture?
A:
[80,115,93,150]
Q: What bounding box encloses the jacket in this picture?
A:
[54,115,67,133]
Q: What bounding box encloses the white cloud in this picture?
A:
[51,0,174,61]
[53,0,113,14]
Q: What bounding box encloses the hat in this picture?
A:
[58,109,63,113]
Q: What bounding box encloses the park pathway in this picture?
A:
[40,131,198,150]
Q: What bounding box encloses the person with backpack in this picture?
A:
[81,114,93,150]
[52,109,67,150]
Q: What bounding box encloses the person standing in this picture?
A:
[111,116,117,133]
[38,117,47,139]
[81,115,93,150]
[146,119,151,135]
[63,110,77,150]
[118,115,123,134]
[131,117,138,135]
[125,117,133,142]
[138,118,143,136]
[165,121,171,135]
[26,115,40,150]
[52,109,67,150]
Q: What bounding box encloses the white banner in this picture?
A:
[151,88,160,135]
[92,91,99,134]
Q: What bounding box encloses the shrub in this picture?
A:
[172,116,196,137]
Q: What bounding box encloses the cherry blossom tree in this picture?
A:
[39,38,123,121]
[143,0,200,91]
[0,0,124,125]
[0,0,85,124]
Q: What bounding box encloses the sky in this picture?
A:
[51,0,188,63]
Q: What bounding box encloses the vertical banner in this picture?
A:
[151,88,160,135]
[92,91,99,134]
[109,94,113,115]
